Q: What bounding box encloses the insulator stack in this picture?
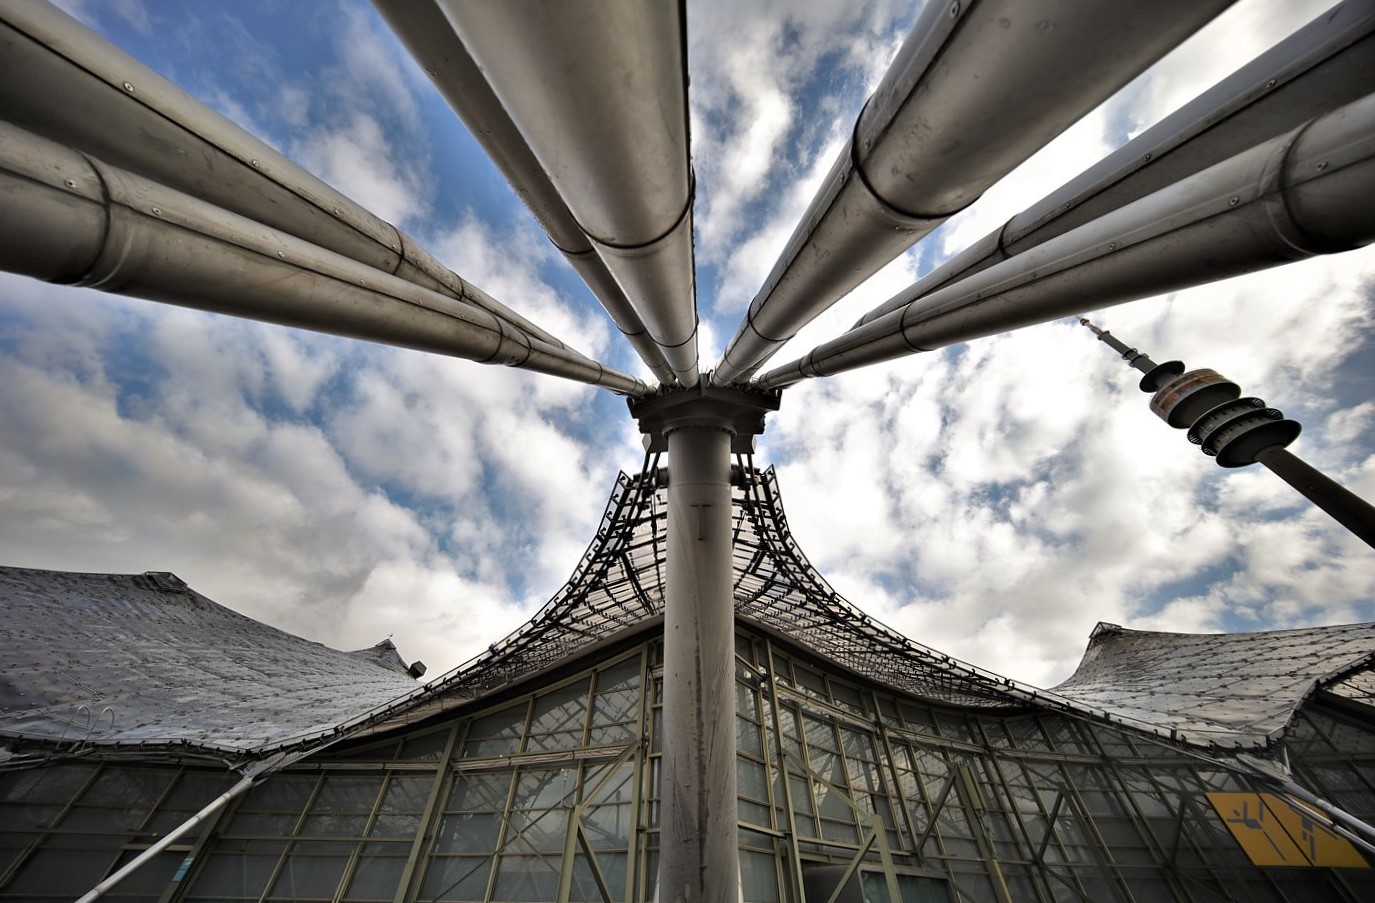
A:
[1082,320,1300,469]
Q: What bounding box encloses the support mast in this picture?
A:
[629,383,780,903]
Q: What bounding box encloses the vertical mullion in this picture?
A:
[1060,766,1131,903]
[393,723,461,903]
[623,646,647,903]
[331,770,393,903]
[161,777,241,903]
[953,762,1013,903]
[765,638,806,903]
[488,698,537,901]
[256,772,325,903]
[0,762,105,890]
[137,765,186,834]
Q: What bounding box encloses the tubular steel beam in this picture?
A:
[855,0,1375,329]
[0,121,649,396]
[370,0,678,387]
[0,0,584,359]
[439,1,700,387]
[628,387,778,903]
[661,424,739,903]
[711,0,1235,386]
[757,91,1375,390]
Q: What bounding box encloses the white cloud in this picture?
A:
[294,113,425,226]
[688,0,912,320]
[50,0,150,34]
[764,250,1375,687]
[0,272,639,675]
[3,0,1373,703]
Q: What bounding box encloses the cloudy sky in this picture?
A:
[2,0,1372,687]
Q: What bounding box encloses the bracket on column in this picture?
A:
[627,379,781,454]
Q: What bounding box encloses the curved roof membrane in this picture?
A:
[3,467,1370,761]
[1050,621,1375,746]
[0,566,422,755]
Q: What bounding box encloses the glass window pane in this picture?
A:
[301,812,370,836]
[420,855,492,902]
[820,818,859,844]
[343,849,407,901]
[804,716,837,753]
[312,776,383,813]
[738,757,768,800]
[400,729,451,761]
[463,704,526,759]
[789,776,814,815]
[0,765,95,804]
[104,848,184,897]
[435,812,504,854]
[595,657,640,693]
[0,801,62,828]
[528,683,590,737]
[739,797,772,827]
[6,844,123,896]
[449,772,513,812]
[524,730,583,753]
[240,774,319,813]
[583,763,633,805]
[149,772,236,834]
[370,812,422,838]
[492,854,560,901]
[588,722,635,746]
[568,850,627,902]
[512,768,576,811]
[268,843,350,898]
[591,688,638,726]
[381,776,432,813]
[582,803,631,848]
[187,839,286,897]
[505,809,569,854]
[80,768,176,808]
[741,849,780,902]
[738,716,763,756]
[227,811,300,836]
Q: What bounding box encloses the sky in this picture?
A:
[2,0,1372,688]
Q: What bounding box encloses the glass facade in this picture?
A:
[2,625,1373,902]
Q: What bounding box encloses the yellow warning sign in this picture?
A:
[1206,792,1369,868]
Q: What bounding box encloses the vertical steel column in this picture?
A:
[659,422,740,903]
[629,384,779,903]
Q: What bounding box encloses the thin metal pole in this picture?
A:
[658,423,740,902]
[1255,446,1375,549]
[75,773,258,903]
[1268,777,1375,852]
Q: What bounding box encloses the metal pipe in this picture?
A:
[0,0,582,359]
[757,91,1375,390]
[855,0,1375,328]
[74,772,257,903]
[1270,778,1375,852]
[438,1,700,387]
[660,423,740,902]
[370,0,678,387]
[712,0,1235,386]
[0,120,648,396]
